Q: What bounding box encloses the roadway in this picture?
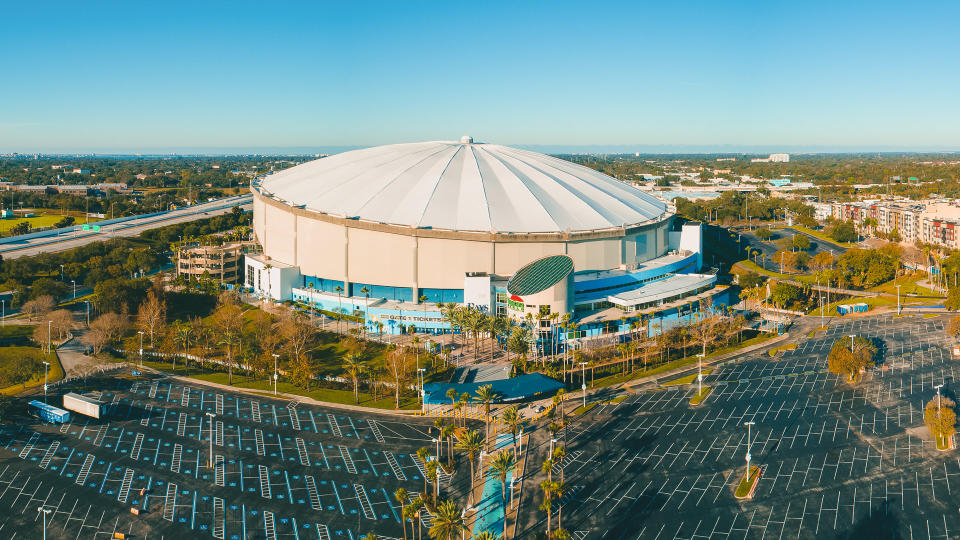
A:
[0,194,252,259]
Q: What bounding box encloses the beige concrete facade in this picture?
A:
[177,241,248,284]
[252,189,673,294]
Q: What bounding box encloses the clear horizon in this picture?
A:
[3,1,960,153]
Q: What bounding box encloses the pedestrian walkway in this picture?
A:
[472,434,513,537]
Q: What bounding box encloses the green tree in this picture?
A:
[428,499,465,540]
[343,352,364,404]
[769,282,802,309]
[490,451,516,540]
[474,384,499,440]
[924,397,957,448]
[754,226,773,240]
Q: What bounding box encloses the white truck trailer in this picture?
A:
[62,392,106,419]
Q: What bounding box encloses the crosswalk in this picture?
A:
[181,386,191,407]
[18,432,39,459]
[315,523,331,540]
[171,443,182,473]
[216,421,224,446]
[215,393,223,415]
[289,407,301,431]
[212,497,225,539]
[339,445,356,474]
[214,455,225,487]
[118,468,134,503]
[162,483,178,521]
[149,382,158,399]
[327,414,342,437]
[259,465,271,499]
[305,476,322,510]
[263,510,277,540]
[39,441,59,469]
[251,401,261,422]
[296,438,310,466]
[140,404,153,426]
[131,433,143,461]
[93,425,107,447]
[354,484,375,519]
[255,429,265,456]
[75,454,95,485]
[176,412,187,436]
[369,420,385,443]
[385,452,406,481]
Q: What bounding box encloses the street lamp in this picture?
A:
[2,299,5,328]
[47,320,52,354]
[42,361,49,403]
[71,280,76,300]
[272,353,280,396]
[696,353,705,397]
[137,331,145,370]
[418,367,427,410]
[849,335,856,355]
[744,421,755,482]
[896,284,901,315]
[84,300,90,327]
[579,361,588,410]
[206,412,216,468]
[38,506,52,540]
[935,383,944,410]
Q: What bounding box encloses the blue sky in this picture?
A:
[2,1,959,153]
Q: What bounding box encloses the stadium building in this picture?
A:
[246,137,727,343]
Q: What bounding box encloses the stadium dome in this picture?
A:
[259,138,667,233]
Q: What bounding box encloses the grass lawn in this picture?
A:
[869,273,943,297]
[0,347,63,395]
[689,386,711,405]
[768,344,797,357]
[0,213,102,233]
[136,358,420,410]
[571,403,596,415]
[0,325,36,340]
[662,370,713,386]
[789,225,858,248]
[734,466,761,498]
[734,260,817,284]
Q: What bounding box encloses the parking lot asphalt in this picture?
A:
[518,315,960,540]
[0,370,466,539]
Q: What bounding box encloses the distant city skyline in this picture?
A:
[2,1,960,153]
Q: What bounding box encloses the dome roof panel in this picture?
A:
[259,140,667,233]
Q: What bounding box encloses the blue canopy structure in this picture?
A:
[423,373,564,405]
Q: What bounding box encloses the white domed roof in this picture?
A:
[259,140,667,233]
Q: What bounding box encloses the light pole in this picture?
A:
[579,361,588,409]
[433,437,440,463]
[820,296,825,328]
[1,299,5,328]
[42,361,49,403]
[696,353,705,397]
[849,335,856,355]
[71,280,76,300]
[418,367,427,411]
[206,412,216,468]
[85,300,90,327]
[272,354,280,395]
[935,383,944,410]
[47,320,52,354]
[138,331,145,370]
[744,421,755,482]
[896,284,901,315]
[38,506,52,540]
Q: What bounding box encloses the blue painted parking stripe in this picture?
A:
[292,517,299,540]
[191,490,197,529]
[241,503,246,538]
[319,445,329,469]
[195,452,200,478]
[277,434,284,461]
[117,427,125,447]
[59,448,75,476]
[331,482,344,514]
[284,470,293,503]
[240,460,244,492]
[143,477,152,510]
[364,449,378,476]
[99,462,112,493]
[382,488,399,522]
[309,411,318,433]
[153,440,161,465]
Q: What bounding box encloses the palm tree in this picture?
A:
[173,320,193,372]
[490,451,516,540]
[217,331,240,385]
[500,406,523,456]
[455,429,484,503]
[441,423,456,469]
[344,352,364,403]
[395,488,409,540]
[425,459,439,501]
[416,447,431,495]
[474,384,498,441]
[360,286,371,337]
[540,479,563,539]
[429,499,465,540]
[403,504,418,540]
[473,532,500,540]
[333,285,344,337]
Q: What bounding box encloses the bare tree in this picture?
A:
[83,312,128,355]
[385,346,413,408]
[49,309,75,340]
[21,296,56,321]
[136,289,167,346]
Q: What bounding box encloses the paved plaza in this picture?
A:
[523,315,960,539]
